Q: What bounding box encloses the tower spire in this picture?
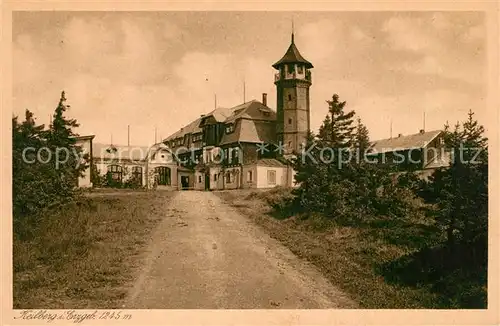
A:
[291,18,295,44]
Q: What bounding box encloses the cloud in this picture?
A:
[382,16,440,52]
[400,55,444,75]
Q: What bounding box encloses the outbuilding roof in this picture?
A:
[369,130,443,154]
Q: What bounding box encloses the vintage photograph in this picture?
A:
[12,11,488,310]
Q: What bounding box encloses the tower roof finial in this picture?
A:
[291,18,295,44]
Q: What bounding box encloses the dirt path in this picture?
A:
[124,191,356,309]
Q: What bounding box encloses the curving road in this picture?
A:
[124,191,356,309]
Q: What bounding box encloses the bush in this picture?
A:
[264,186,297,217]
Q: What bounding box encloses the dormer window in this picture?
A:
[225,123,235,134]
[192,133,202,142]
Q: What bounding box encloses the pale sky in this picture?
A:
[13,11,486,146]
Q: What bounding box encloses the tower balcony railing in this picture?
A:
[275,71,312,82]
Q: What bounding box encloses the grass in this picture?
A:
[13,191,174,309]
[215,188,444,309]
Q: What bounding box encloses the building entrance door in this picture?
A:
[205,173,210,190]
[181,176,189,190]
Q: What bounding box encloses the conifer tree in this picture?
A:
[292,94,358,217]
[48,91,79,146]
[47,91,87,195]
[418,109,488,268]
[318,94,356,148]
[353,117,371,163]
[12,110,59,232]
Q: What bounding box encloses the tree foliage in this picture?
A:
[291,94,403,222]
[13,91,87,239]
[284,94,488,307]
[418,110,488,265]
[318,94,356,147]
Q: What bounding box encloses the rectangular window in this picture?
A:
[247,170,253,182]
[214,174,217,181]
[232,148,239,164]
[267,170,276,185]
[288,94,292,101]
[297,65,303,74]
[226,172,231,183]
[288,118,292,125]
[131,166,142,186]
[198,175,202,183]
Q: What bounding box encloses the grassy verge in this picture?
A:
[13,191,174,309]
[215,188,443,308]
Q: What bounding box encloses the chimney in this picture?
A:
[262,93,267,106]
[419,129,425,134]
[398,133,403,138]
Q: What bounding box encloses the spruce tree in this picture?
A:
[418,109,488,268]
[318,94,356,148]
[353,117,371,163]
[291,94,358,218]
[47,91,87,195]
[12,110,61,236]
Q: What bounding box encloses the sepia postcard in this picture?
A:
[2,1,499,325]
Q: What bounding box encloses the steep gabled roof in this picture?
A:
[218,101,277,145]
[272,34,313,69]
[163,99,276,146]
[164,116,203,142]
[219,119,277,146]
[224,100,276,123]
[369,130,443,154]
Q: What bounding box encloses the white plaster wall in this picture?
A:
[209,166,222,190]
[242,165,257,189]
[255,166,286,189]
[150,148,176,165]
[223,167,241,190]
[194,171,205,190]
[75,138,92,187]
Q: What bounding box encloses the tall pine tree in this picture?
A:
[292,94,360,218]
[318,94,356,148]
[353,117,371,163]
[46,91,87,196]
[418,109,487,268]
